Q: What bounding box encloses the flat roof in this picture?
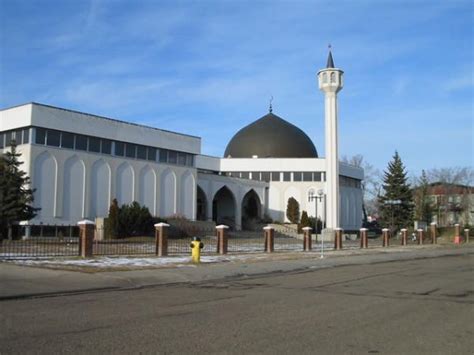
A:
[1,102,201,140]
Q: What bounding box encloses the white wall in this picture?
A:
[27,145,197,225]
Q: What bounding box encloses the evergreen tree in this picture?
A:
[0,142,39,240]
[107,198,120,239]
[286,197,300,224]
[378,151,414,232]
[413,170,433,223]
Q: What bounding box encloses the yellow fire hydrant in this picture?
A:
[190,237,204,263]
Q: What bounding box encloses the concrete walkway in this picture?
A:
[1,244,472,300]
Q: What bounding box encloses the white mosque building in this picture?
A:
[0,52,363,232]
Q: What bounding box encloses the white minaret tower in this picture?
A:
[318,47,343,230]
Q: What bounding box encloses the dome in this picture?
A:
[224,112,318,158]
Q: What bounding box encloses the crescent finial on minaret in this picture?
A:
[269,95,273,113]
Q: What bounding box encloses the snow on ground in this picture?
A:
[10,254,270,269]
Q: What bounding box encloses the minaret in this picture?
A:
[317,47,344,230]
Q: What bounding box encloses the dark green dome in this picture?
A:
[224,112,318,158]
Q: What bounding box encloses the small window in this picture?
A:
[271,172,280,181]
[178,152,186,165]
[5,131,13,146]
[125,144,136,158]
[22,128,29,144]
[322,72,328,83]
[75,135,88,151]
[293,172,302,182]
[101,139,112,154]
[186,154,194,166]
[230,172,240,178]
[159,150,168,163]
[303,172,312,182]
[115,142,125,156]
[0,133,3,148]
[283,172,291,181]
[137,145,147,160]
[35,128,46,145]
[15,130,23,145]
[313,172,322,181]
[261,172,270,182]
[147,147,157,161]
[168,151,177,164]
[251,172,260,180]
[88,137,101,153]
[61,132,74,149]
[241,172,249,179]
[46,130,61,147]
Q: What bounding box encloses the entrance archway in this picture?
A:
[196,185,207,221]
[212,186,236,229]
[241,189,261,230]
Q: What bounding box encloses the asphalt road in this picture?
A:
[1,254,473,354]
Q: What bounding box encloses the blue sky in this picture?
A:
[1,0,473,175]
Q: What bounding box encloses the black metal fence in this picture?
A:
[0,225,442,260]
[0,237,80,259]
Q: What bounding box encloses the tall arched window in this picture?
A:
[330,72,336,83]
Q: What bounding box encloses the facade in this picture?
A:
[423,183,474,226]
[0,53,364,231]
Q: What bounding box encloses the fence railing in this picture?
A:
[0,223,469,260]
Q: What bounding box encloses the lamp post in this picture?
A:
[385,199,401,237]
[309,188,325,258]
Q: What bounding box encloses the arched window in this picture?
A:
[330,72,336,83]
[322,73,328,83]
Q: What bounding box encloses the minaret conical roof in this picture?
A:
[326,51,335,68]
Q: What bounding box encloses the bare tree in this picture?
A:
[341,154,383,218]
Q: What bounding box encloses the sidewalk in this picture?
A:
[1,244,473,300]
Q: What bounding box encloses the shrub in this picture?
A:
[286,197,300,224]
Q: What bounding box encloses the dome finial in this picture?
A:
[326,43,335,68]
[269,95,273,113]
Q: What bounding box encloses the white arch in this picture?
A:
[139,165,156,215]
[116,162,135,205]
[90,159,111,218]
[63,156,85,222]
[160,168,176,217]
[33,151,57,219]
[180,171,195,220]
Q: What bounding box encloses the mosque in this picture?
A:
[0,52,363,232]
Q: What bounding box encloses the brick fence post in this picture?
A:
[400,228,407,246]
[154,223,169,256]
[263,226,274,253]
[303,227,312,251]
[430,222,437,244]
[454,224,461,244]
[360,228,368,249]
[417,229,424,245]
[334,228,343,250]
[382,228,390,247]
[464,229,470,244]
[78,220,95,258]
[216,225,229,254]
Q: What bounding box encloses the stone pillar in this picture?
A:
[216,225,229,255]
[400,228,407,246]
[417,229,424,245]
[78,220,95,258]
[382,228,390,247]
[303,227,312,251]
[263,226,274,253]
[430,222,437,244]
[154,223,169,257]
[360,228,368,249]
[464,229,470,244]
[334,228,343,250]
